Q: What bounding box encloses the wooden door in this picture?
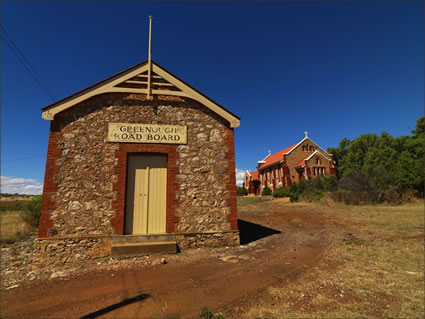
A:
[125,154,167,234]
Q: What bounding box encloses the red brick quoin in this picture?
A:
[225,127,238,231]
[38,122,62,238]
[110,143,180,235]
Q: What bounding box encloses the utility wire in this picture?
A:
[1,25,57,101]
[2,154,45,163]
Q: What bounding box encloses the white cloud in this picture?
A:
[235,168,245,186]
[1,176,43,195]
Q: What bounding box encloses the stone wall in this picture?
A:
[176,231,240,249]
[32,231,239,266]
[39,93,237,238]
[33,236,112,267]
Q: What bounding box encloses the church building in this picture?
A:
[244,133,336,195]
[35,59,240,264]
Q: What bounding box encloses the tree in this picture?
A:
[331,116,424,198]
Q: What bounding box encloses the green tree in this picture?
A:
[331,116,425,198]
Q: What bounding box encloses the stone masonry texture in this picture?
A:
[39,93,238,240]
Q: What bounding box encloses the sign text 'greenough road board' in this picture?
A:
[107,123,187,144]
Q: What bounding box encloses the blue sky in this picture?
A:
[1,1,424,193]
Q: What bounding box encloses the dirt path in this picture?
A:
[1,205,344,319]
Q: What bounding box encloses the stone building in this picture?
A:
[245,133,336,195]
[35,60,240,264]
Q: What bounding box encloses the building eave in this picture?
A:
[41,60,240,128]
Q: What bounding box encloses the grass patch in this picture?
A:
[0,203,24,212]
[237,196,272,206]
[245,201,424,319]
[0,209,33,244]
[0,231,32,245]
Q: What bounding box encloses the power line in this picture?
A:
[2,154,45,163]
[1,25,57,101]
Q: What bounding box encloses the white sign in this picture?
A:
[107,123,187,144]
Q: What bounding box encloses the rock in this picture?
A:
[196,132,208,142]
[200,166,209,173]
[6,285,19,290]
[50,271,66,279]
[219,255,239,263]
[210,129,222,142]
[161,258,167,264]
[68,201,82,211]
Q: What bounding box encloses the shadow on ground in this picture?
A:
[238,219,281,245]
[80,293,150,318]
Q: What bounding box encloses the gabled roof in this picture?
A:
[245,170,259,180]
[41,60,240,128]
[296,150,332,168]
[296,159,307,168]
[258,143,297,170]
[249,171,259,180]
[258,136,332,170]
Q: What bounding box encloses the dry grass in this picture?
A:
[245,201,424,319]
[0,210,32,241]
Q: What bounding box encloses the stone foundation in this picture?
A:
[175,231,240,249]
[33,236,113,267]
[33,231,240,266]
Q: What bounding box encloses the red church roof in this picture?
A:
[259,143,298,169]
[296,159,306,167]
[249,171,259,180]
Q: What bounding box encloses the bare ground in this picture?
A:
[1,200,354,318]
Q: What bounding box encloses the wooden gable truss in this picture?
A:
[41,60,240,128]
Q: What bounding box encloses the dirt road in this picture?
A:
[1,202,344,318]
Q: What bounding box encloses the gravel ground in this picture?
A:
[0,234,176,291]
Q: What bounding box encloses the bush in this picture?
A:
[333,167,401,205]
[261,186,272,196]
[0,203,24,212]
[199,307,224,319]
[272,187,290,198]
[21,195,42,227]
[289,176,337,202]
[330,189,362,205]
[236,186,248,196]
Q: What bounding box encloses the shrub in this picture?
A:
[199,307,224,319]
[288,176,337,202]
[21,195,42,227]
[272,187,290,198]
[236,186,248,196]
[330,189,362,205]
[0,203,24,212]
[261,186,272,196]
[334,167,401,205]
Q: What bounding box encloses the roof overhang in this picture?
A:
[258,159,284,171]
[41,60,240,128]
[285,137,331,158]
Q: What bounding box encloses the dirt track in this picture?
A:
[1,202,344,318]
